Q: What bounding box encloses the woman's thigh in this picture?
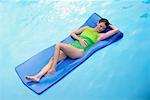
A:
[58,43,84,59]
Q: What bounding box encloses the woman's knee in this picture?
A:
[55,42,66,50]
[55,42,62,49]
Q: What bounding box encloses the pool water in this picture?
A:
[0,0,150,100]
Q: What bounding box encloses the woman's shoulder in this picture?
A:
[82,26,90,29]
[78,26,89,30]
[83,26,94,30]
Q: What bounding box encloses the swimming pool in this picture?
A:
[0,0,150,100]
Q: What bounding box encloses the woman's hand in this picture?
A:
[79,38,87,47]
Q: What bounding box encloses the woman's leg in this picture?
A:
[25,50,67,82]
[56,42,84,59]
[46,42,84,74]
[26,42,84,82]
[44,50,67,76]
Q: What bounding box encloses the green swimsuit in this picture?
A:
[70,27,99,52]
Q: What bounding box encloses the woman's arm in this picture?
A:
[97,25,119,41]
[70,26,89,47]
[70,26,89,41]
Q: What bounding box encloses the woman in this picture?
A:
[26,18,119,82]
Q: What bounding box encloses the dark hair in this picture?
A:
[99,18,110,27]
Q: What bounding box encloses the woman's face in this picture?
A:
[96,22,107,32]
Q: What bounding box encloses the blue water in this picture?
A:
[0,0,150,100]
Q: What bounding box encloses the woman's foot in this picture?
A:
[25,75,40,82]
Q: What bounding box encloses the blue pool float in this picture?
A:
[15,13,123,94]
